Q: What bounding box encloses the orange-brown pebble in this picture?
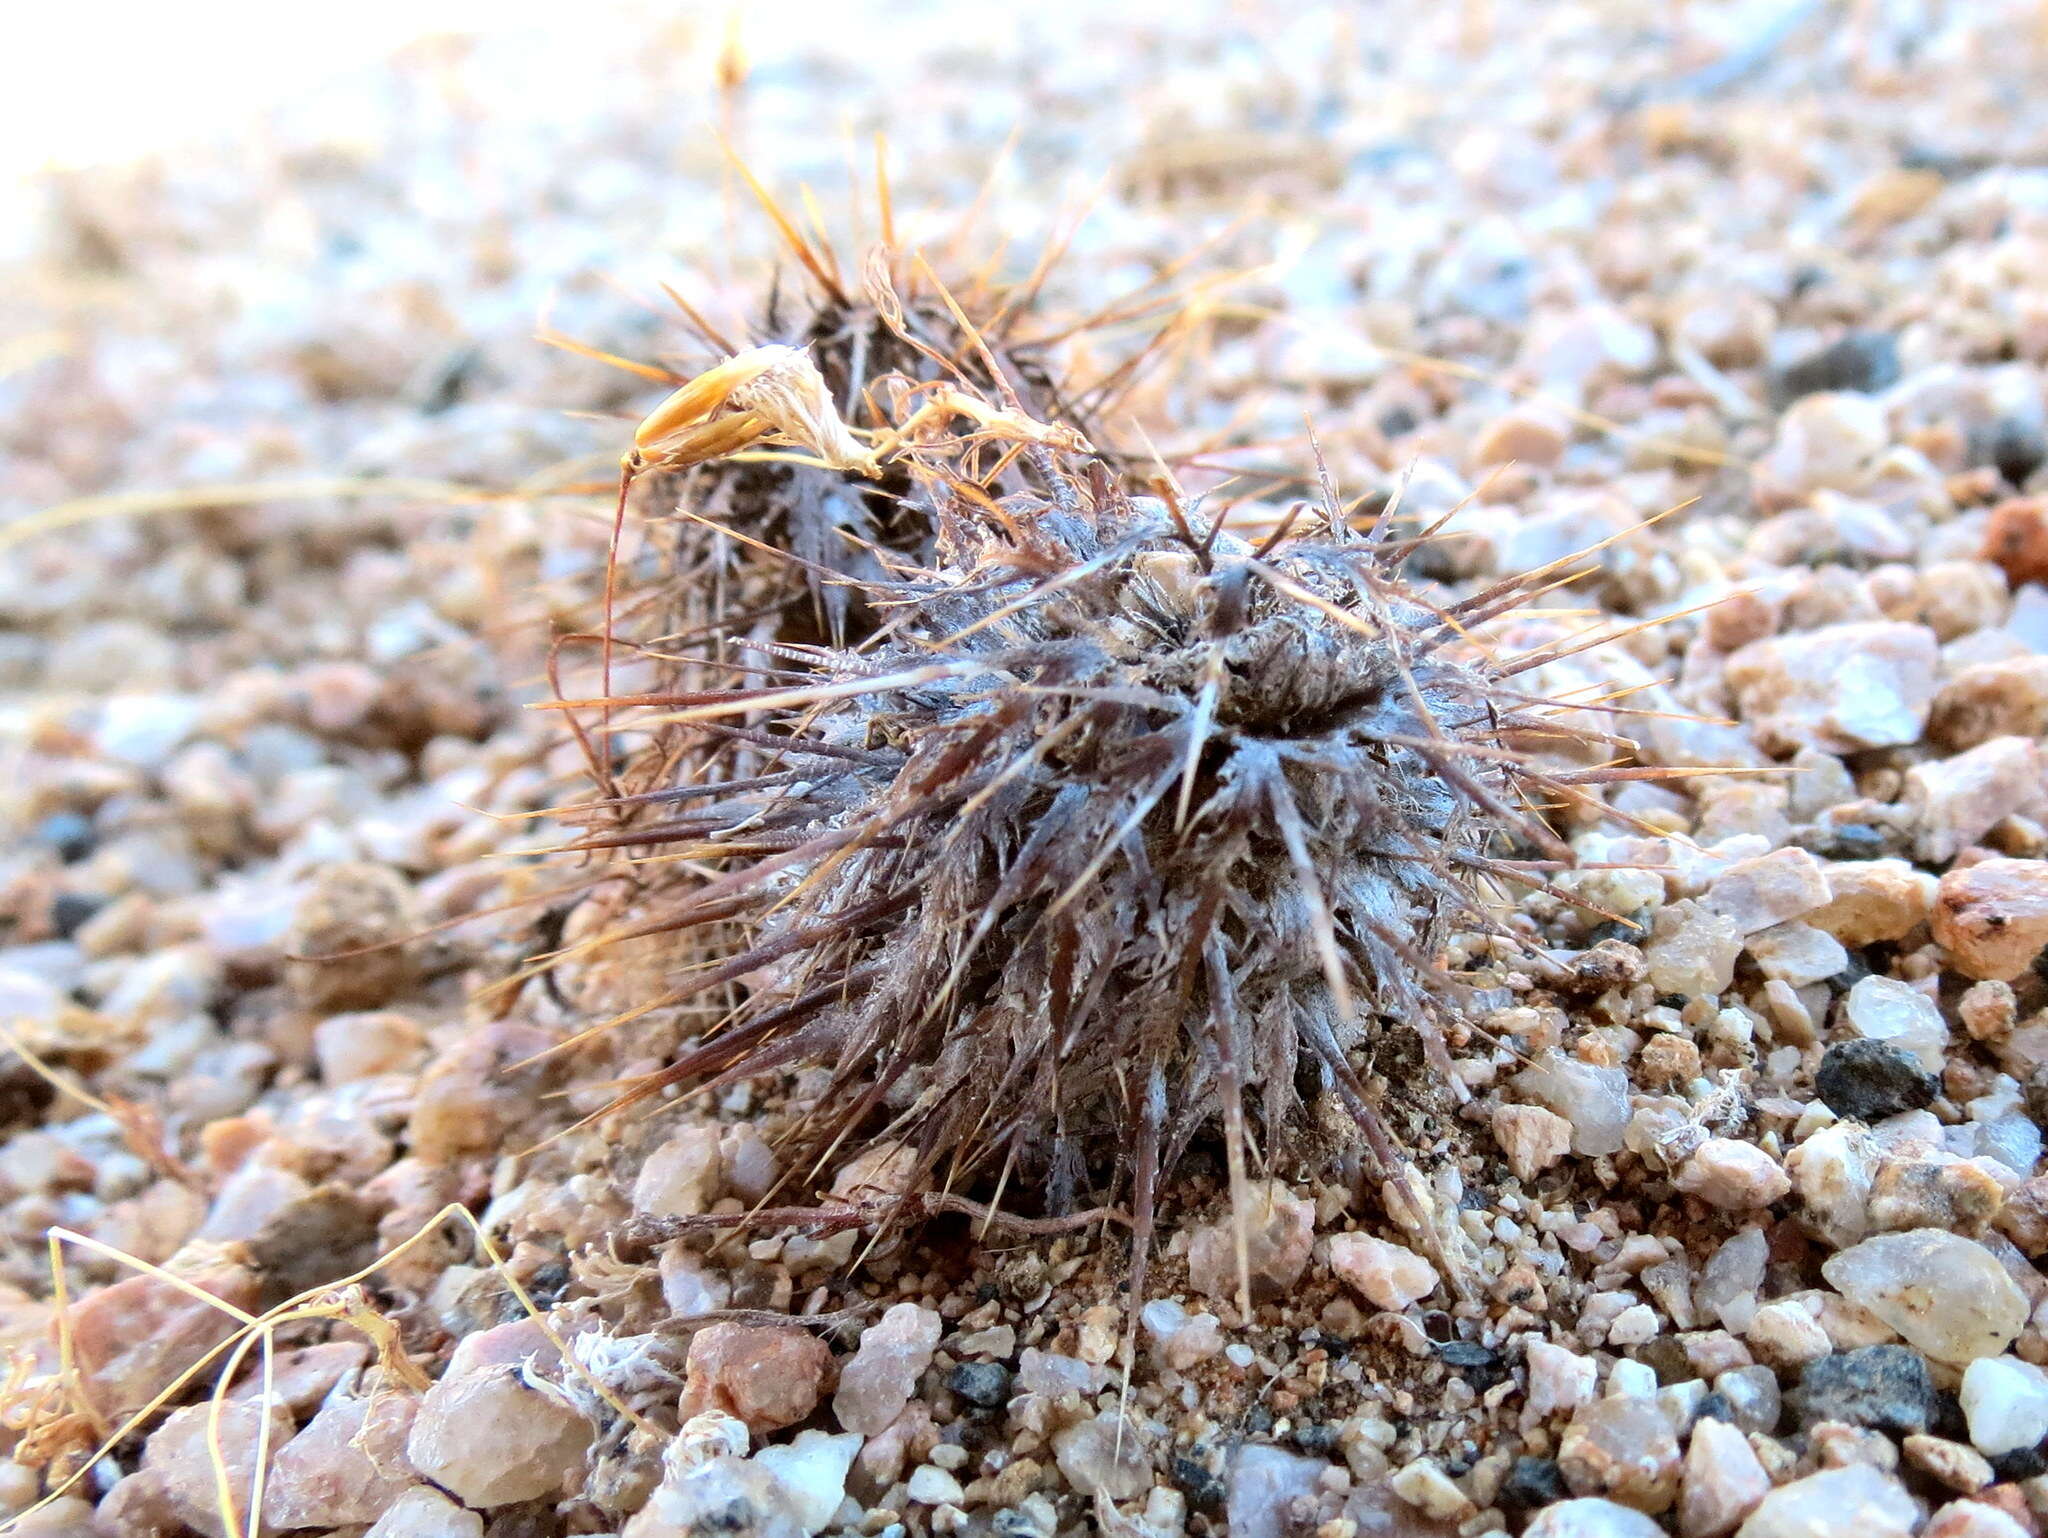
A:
[1932,857,2048,980]
[1703,588,1779,652]
[1473,405,1570,469]
[1982,498,2048,589]
[676,1321,835,1434]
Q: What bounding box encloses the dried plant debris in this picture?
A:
[567,234,1168,856]
[598,239,1089,664]
[561,373,1642,1319]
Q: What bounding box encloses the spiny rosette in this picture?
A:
[585,439,1616,1277]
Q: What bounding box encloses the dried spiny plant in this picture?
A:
[558,212,1107,830]
[556,370,1643,1314]
[591,240,1086,674]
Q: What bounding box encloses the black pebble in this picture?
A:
[31,811,95,862]
[1299,1327,1348,1360]
[1435,1340,1505,1388]
[50,892,104,938]
[1587,913,1651,947]
[2025,1066,2048,1130]
[1498,1457,1568,1512]
[1976,416,2047,488]
[1793,822,1891,861]
[1293,1421,1340,1455]
[947,1361,1012,1409]
[1931,1389,1970,1443]
[1771,331,1901,405]
[1170,1452,1227,1513]
[1792,1344,1939,1436]
[1633,1336,1695,1387]
[1436,1340,1498,1367]
[1814,1039,1938,1123]
[1694,1391,1735,1425]
[1992,1444,2048,1482]
[1828,953,1875,993]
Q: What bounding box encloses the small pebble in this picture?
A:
[833,1303,941,1436]
[1703,849,1832,935]
[1772,333,1901,404]
[284,861,417,1010]
[1227,1444,1331,1538]
[1822,1229,2030,1364]
[1922,1500,2034,1538]
[752,1428,861,1534]
[1747,922,1848,986]
[1901,1434,1993,1493]
[1724,622,1939,754]
[1513,1051,1631,1156]
[1493,1102,1575,1180]
[142,1398,294,1538]
[906,1464,967,1506]
[1815,1039,1940,1122]
[1756,393,1890,499]
[1983,498,2048,588]
[633,1125,725,1218]
[1710,1366,1780,1436]
[1793,1345,1939,1436]
[1809,860,1936,946]
[1016,1347,1109,1396]
[1139,1300,1223,1370]
[947,1361,1012,1409]
[262,1392,419,1528]
[1186,1179,1316,1303]
[1558,1395,1680,1512]
[1933,858,2048,980]
[1644,902,1744,998]
[1960,1355,2048,1458]
[1677,1140,1791,1210]
[1527,1340,1600,1424]
[365,1486,484,1538]
[1696,1228,1767,1334]
[1678,1416,1770,1538]
[1526,1496,1667,1538]
[1732,1464,1916,1538]
[1746,1301,1832,1370]
[1842,975,1948,1072]
[1905,737,2046,862]
[1500,1457,1571,1513]
[1051,1411,1151,1500]
[628,1453,804,1538]
[1328,1233,1439,1311]
[405,1365,593,1508]
[1390,1457,1475,1520]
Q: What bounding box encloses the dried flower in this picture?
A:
[628,342,881,479]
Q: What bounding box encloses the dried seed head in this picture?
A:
[632,343,879,477]
[604,260,1086,679]
[724,345,881,477]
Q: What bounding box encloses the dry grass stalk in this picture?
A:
[5,1204,635,1537]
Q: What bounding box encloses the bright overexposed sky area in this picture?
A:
[4,0,641,175]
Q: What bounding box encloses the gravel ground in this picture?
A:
[8,2,2048,1536]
